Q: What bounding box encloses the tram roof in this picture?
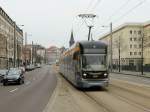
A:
[77,40,107,48]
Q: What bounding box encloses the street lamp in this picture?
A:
[17,24,24,68]
[24,32,32,67]
[13,22,24,68]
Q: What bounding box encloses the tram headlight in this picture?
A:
[104,73,108,77]
[83,73,87,77]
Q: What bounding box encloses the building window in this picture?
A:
[139,38,142,41]
[129,60,134,66]
[130,30,132,34]
[134,30,136,34]
[130,38,132,41]
[134,44,137,48]
[134,52,137,55]
[134,38,137,41]
[130,52,132,55]
[130,45,132,48]
[139,52,141,55]
[139,44,142,48]
[138,31,141,35]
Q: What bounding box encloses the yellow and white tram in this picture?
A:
[59,41,109,88]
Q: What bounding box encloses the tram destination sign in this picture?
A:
[83,49,106,54]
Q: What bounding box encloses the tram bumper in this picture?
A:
[77,79,109,88]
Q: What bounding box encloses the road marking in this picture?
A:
[9,88,18,93]
[25,81,31,85]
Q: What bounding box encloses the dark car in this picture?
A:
[3,69,24,86]
[0,69,8,83]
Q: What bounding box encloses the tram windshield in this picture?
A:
[82,55,107,71]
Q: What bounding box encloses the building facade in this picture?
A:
[46,46,60,64]
[22,45,32,65]
[99,22,150,72]
[143,22,150,66]
[22,44,46,65]
[0,7,23,68]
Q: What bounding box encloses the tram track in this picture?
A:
[56,73,150,112]
[83,80,150,112]
[108,90,150,112]
[83,91,115,112]
[109,84,150,110]
[84,87,150,112]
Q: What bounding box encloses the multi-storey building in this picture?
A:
[22,44,46,65]
[35,45,46,64]
[143,21,150,66]
[46,46,60,64]
[0,7,23,68]
[99,22,150,71]
[22,45,32,65]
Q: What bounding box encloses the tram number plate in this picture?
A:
[93,75,98,78]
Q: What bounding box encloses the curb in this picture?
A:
[43,74,61,112]
[112,72,150,78]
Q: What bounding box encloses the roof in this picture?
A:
[78,40,107,49]
[99,22,143,40]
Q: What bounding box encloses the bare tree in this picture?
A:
[113,33,126,72]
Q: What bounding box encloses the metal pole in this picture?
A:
[13,22,16,68]
[119,36,121,72]
[110,22,113,72]
[32,41,33,64]
[88,26,93,41]
[45,49,46,64]
[17,42,19,67]
[35,44,37,64]
[141,27,144,75]
[6,38,8,69]
[25,32,27,67]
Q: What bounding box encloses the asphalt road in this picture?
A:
[0,65,57,112]
[110,73,150,86]
[47,72,150,112]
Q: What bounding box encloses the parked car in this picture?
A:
[3,69,24,86]
[26,64,35,71]
[0,69,8,83]
[36,63,41,68]
[19,66,26,74]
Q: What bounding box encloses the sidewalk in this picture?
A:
[112,70,150,78]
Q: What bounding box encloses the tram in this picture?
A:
[59,41,109,88]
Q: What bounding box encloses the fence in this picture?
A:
[112,58,150,76]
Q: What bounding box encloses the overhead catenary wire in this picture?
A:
[90,0,102,12]
[85,0,94,13]
[75,0,102,40]
[113,0,146,23]
[94,0,146,36]
[85,0,102,13]
[107,0,131,22]
[93,0,131,35]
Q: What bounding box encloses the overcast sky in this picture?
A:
[0,0,150,48]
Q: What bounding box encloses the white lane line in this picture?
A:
[9,88,18,93]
